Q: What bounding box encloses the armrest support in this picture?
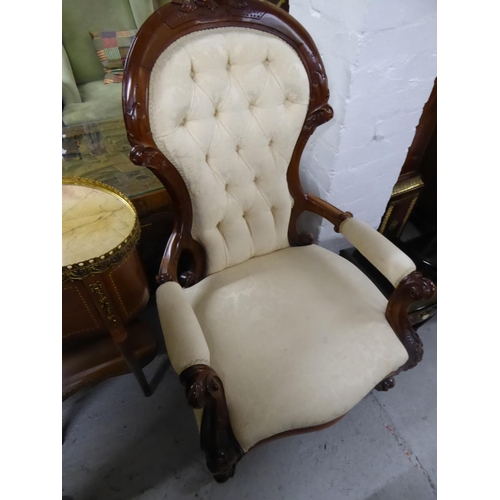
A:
[304,194,353,231]
[156,282,242,481]
[156,281,210,374]
[62,45,82,106]
[339,217,416,287]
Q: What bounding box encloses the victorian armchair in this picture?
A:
[122,0,436,483]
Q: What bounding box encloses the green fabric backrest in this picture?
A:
[62,0,154,85]
[129,0,157,27]
[153,0,172,7]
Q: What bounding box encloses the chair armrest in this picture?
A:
[339,217,416,287]
[157,282,243,478]
[62,45,82,106]
[156,281,210,374]
[301,195,415,287]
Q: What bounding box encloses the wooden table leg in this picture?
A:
[117,338,152,397]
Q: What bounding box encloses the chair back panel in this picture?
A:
[149,27,309,275]
[123,0,333,285]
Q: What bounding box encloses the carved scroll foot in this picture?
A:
[375,377,396,392]
[214,464,237,483]
[180,364,243,480]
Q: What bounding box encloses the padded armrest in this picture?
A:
[339,217,416,287]
[156,281,210,374]
[62,45,82,106]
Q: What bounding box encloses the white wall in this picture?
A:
[290,0,437,252]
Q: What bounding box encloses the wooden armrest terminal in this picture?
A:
[180,364,244,483]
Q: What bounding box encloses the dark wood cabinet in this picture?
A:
[379,80,437,240]
[341,80,437,326]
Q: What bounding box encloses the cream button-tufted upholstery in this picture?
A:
[149,27,310,275]
[156,245,409,451]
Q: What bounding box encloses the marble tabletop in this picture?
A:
[63,183,136,266]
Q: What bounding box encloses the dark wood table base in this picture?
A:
[63,321,157,400]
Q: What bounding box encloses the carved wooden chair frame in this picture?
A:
[123,0,436,482]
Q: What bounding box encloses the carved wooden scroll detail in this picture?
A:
[172,0,218,13]
[130,145,168,170]
[376,271,436,391]
[180,365,243,482]
[127,142,206,287]
[303,104,334,134]
[386,271,436,370]
[228,0,248,7]
[285,32,354,244]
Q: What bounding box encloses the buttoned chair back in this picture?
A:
[123,0,333,285]
[149,28,309,274]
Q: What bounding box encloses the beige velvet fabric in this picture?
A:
[149,28,310,275]
[340,218,416,287]
[156,245,408,451]
[156,281,210,374]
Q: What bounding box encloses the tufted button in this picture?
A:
[226,62,231,70]
[253,176,258,183]
[180,117,187,126]
[264,58,270,67]
[190,69,195,78]
[249,103,254,110]
[214,109,219,117]
[205,154,209,162]
[269,139,274,147]
[235,145,240,153]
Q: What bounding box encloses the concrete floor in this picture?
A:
[62,309,436,500]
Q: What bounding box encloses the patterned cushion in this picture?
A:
[90,30,137,84]
[103,71,124,84]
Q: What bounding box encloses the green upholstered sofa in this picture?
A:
[62,0,289,127]
[62,0,168,127]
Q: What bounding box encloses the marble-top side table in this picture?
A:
[62,177,157,399]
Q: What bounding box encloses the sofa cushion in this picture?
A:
[156,244,409,451]
[62,81,123,126]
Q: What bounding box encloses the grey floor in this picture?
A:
[62,308,436,500]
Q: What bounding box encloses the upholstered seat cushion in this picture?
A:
[157,244,408,451]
